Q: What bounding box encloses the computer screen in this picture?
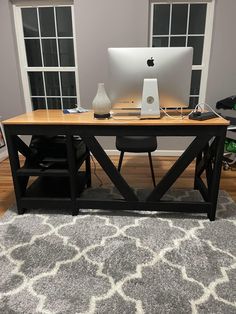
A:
[108,47,193,109]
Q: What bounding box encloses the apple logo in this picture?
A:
[147,57,154,67]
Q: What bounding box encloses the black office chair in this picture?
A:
[116,136,157,186]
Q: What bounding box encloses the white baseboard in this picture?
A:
[105,149,183,157]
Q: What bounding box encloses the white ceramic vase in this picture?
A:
[92,83,111,118]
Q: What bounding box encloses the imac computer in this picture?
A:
[108,47,193,118]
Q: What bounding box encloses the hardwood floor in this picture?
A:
[1,155,236,216]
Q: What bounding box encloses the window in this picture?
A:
[150,1,215,108]
[13,2,80,111]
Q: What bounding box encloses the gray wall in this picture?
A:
[74,0,149,108]
[206,0,236,107]
[206,0,236,121]
[0,0,25,120]
[0,0,236,150]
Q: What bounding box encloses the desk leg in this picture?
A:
[204,143,214,189]
[208,129,227,221]
[4,129,26,214]
[194,152,202,190]
[85,152,91,188]
[66,135,77,216]
[194,139,217,200]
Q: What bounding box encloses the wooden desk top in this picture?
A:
[3,109,229,126]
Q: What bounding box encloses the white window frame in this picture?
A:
[13,1,80,112]
[149,0,215,105]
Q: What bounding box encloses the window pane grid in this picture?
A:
[152,3,206,35]
[152,3,206,61]
[153,34,205,37]
[31,97,77,109]
[23,8,75,68]
[151,2,208,107]
[21,5,77,110]
[23,37,73,39]
[31,96,76,98]
[27,67,76,71]
[29,71,76,109]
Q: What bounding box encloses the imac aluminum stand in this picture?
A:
[140,78,160,119]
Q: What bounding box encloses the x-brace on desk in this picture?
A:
[3,110,229,221]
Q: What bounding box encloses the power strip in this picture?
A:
[189,111,218,120]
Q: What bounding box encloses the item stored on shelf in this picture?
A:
[28,135,87,168]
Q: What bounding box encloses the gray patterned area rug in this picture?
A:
[0,189,236,314]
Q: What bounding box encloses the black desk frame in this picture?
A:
[4,123,227,221]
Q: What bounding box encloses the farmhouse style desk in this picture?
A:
[3,109,229,220]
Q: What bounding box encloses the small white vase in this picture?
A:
[92,83,111,118]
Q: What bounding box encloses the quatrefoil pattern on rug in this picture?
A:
[0,189,236,313]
